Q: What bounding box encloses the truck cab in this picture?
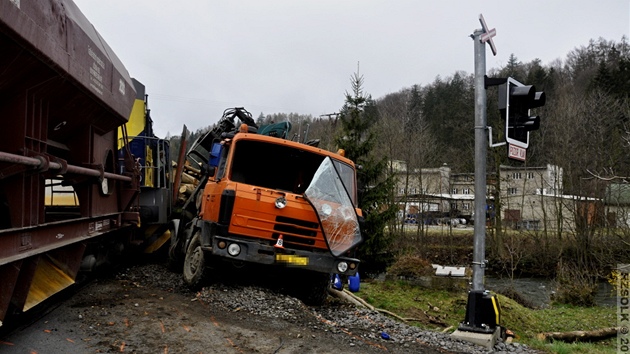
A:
[173,108,363,305]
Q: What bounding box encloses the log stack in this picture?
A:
[174,161,201,204]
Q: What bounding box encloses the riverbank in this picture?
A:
[485,276,616,308]
[390,226,627,306]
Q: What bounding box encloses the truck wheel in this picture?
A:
[183,232,207,289]
[300,272,330,306]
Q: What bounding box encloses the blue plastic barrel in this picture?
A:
[332,274,343,290]
[348,272,360,292]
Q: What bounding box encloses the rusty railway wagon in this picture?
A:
[0,0,170,327]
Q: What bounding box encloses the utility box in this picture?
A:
[458,290,501,334]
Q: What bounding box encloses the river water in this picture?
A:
[485,277,615,308]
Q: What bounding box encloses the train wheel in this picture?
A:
[182,232,208,289]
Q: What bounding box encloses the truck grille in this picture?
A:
[273,216,319,245]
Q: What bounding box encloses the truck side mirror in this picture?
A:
[209,143,222,168]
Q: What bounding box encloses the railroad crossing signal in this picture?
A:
[479,14,497,56]
[499,77,546,150]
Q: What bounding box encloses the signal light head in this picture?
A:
[501,77,545,149]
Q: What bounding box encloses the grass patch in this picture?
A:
[355,279,617,353]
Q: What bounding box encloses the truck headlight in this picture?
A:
[337,261,348,273]
[275,196,287,209]
[227,243,241,256]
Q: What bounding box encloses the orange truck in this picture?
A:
[169,108,363,304]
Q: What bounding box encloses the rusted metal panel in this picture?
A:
[9,256,38,317]
[0,0,141,227]
[0,0,135,122]
[23,242,86,311]
[0,0,143,326]
[0,215,126,266]
[0,261,21,325]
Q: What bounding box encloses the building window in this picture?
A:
[508,187,518,195]
[412,188,417,194]
[463,188,470,195]
[463,203,470,210]
[398,188,404,195]
[526,172,535,179]
[452,188,458,194]
[450,203,457,210]
[512,172,522,180]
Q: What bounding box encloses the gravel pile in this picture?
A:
[315,306,538,354]
[117,262,541,354]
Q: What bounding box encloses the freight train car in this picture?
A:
[0,0,168,327]
[117,78,175,255]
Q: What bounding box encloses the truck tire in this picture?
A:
[300,272,330,306]
[183,232,208,289]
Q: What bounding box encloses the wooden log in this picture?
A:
[376,308,408,322]
[342,289,375,311]
[179,183,196,195]
[332,288,447,327]
[172,160,202,175]
[181,172,198,185]
[183,164,201,175]
[329,288,408,322]
[328,288,365,308]
[536,327,618,343]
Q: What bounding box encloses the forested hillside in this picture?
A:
[165,36,630,284]
[371,36,630,201]
[171,36,630,198]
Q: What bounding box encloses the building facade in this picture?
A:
[391,161,579,229]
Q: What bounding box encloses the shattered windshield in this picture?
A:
[304,157,362,256]
[229,140,357,205]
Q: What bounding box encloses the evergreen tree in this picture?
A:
[421,72,475,171]
[256,112,265,126]
[335,71,397,274]
[502,53,524,80]
[406,84,423,132]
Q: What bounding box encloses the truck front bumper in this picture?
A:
[210,235,359,276]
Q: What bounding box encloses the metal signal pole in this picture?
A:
[453,16,501,342]
[472,27,487,292]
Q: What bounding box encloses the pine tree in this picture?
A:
[406,84,423,132]
[335,71,397,274]
[256,112,265,126]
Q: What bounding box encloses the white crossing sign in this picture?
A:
[479,14,497,56]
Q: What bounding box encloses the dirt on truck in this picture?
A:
[168,108,363,305]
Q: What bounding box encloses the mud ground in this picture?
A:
[0,260,516,353]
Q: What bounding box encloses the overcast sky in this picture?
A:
[73,1,629,138]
